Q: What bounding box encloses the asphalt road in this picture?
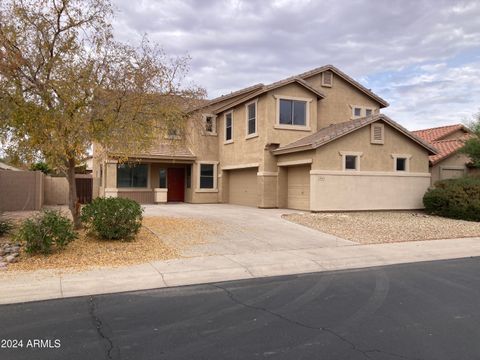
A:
[1,258,480,360]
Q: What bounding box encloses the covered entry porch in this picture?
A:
[102,157,195,204]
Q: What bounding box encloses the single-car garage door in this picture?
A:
[287,165,310,210]
[228,167,258,207]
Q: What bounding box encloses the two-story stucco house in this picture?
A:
[93,64,437,211]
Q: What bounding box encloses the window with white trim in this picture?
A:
[396,158,407,171]
[341,152,362,171]
[392,154,411,172]
[365,108,373,116]
[197,162,218,190]
[353,107,362,118]
[279,99,307,126]
[345,155,358,170]
[246,101,257,136]
[225,111,233,142]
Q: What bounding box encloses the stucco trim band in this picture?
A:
[277,159,313,167]
[221,163,259,170]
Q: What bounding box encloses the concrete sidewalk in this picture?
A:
[1,237,480,305]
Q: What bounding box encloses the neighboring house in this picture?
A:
[412,124,474,184]
[93,64,437,211]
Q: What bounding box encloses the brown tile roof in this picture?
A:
[296,64,389,107]
[112,143,195,160]
[412,124,469,142]
[212,77,325,115]
[194,64,388,113]
[273,114,438,155]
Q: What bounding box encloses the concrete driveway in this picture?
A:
[143,204,353,257]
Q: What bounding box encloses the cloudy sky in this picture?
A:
[112,0,480,130]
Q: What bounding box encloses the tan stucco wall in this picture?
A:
[310,172,431,211]
[431,152,470,184]
[314,121,430,173]
[303,72,381,129]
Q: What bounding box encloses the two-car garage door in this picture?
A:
[226,165,310,210]
[228,168,258,207]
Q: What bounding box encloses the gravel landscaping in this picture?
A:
[283,211,480,244]
[1,215,221,272]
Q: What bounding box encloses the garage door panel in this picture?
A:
[287,165,310,210]
[228,168,258,207]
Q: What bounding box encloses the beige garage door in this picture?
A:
[287,165,310,210]
[228,167,258,207]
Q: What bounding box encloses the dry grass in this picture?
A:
[283,211,480,244]
[4,216,221,273]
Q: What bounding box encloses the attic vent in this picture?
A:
[321,71,333,87]
[371,123,384,144]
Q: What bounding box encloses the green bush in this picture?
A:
[0,215,13,236]
[423,176,480,221]
[81,197,143,240]
[16,210,77,254]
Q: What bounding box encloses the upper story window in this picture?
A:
[117,163,148,188]
[365,108,373,116]
[353,107,362,118]
[166,127,181,139]
[225,111,233,143]
[203,114,216,135]
[246,101,257,137]
[279,99,307,126]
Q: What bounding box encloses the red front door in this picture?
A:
[167,168,185,202]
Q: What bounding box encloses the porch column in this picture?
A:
[104,159,118,198]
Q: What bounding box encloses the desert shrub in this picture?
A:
[0,215,13,236]
[81,197,143,240]
[423,176,480,221]
[16,210,77,254]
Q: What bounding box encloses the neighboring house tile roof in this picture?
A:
[428,139,468,165]
[412,124,474,165]
[412,124,469,143]
[273,114,438,155]
[212,78,325,115]
[194,64,388,113]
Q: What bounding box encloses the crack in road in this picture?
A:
[89,296,115,360]
[213,284,422,360]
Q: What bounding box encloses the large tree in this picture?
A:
[0,0,204,227]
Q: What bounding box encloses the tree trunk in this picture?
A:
[66,158,81,229]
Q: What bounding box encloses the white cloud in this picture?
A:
[112,0,480,129]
